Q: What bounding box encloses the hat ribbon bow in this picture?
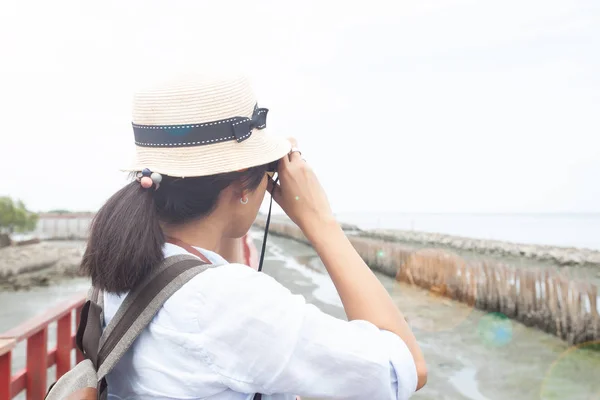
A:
[232,107,269,143]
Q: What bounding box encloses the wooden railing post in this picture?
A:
[56,313,72,379]
[0,339,16,400]
[26,328,48,400]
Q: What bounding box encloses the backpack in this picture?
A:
[45,254,215,400]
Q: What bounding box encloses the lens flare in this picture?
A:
[477,312,513,347]
[540,341,600,399]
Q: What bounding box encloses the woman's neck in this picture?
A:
[161,218,245,264]
[162,218,222,253]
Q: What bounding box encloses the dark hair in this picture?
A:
[81,165,269,294]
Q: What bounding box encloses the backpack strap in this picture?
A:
[95,254,211,379]
[76,253,265,400]
[75,299,103,369]
[74,287,107,372]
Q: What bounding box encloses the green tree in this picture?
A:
[0,197,39,233]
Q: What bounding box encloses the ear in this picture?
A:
[214,182,238,206]
[227,179,247,200]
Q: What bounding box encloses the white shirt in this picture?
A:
[104,243,417,400]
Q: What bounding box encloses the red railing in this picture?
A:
[0,293,86,400]
[0,234,258,400]
[243,232,259,270]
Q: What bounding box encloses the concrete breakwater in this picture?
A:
[255,217,600,345]
[364,228,600,267]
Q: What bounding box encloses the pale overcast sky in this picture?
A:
[0,0,598,214]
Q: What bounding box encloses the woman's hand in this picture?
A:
[267,138,336,237]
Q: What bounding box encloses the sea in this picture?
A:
[333,213,600,251]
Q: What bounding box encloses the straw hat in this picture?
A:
[123,73,291,177]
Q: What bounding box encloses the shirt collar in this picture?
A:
[193,246,228,265]
[163,242,229,265]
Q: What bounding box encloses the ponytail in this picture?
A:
[82,164,269,293]
[81,181,164,294]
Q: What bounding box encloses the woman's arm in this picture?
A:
[305,218,427,389]
[268,142,427,390]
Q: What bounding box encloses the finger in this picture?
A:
[288,148,302,162]
[279,138,297,170]
[278,154,290,172]
[287,137,303,163]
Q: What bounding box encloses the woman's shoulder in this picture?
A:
[164,243,286,295]
[162,262,306,328]
[186,262,298,301]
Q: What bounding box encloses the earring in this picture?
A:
[240,196,249,204]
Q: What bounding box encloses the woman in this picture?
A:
[82,73,427,399]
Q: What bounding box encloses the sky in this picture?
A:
[0,0,598,214]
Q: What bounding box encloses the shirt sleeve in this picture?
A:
[187,263,418,399]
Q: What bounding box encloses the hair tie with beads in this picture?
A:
[136,168,162,190]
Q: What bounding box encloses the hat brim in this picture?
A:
[122,128,292,177]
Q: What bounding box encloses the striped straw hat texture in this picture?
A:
[123,73,291,177]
